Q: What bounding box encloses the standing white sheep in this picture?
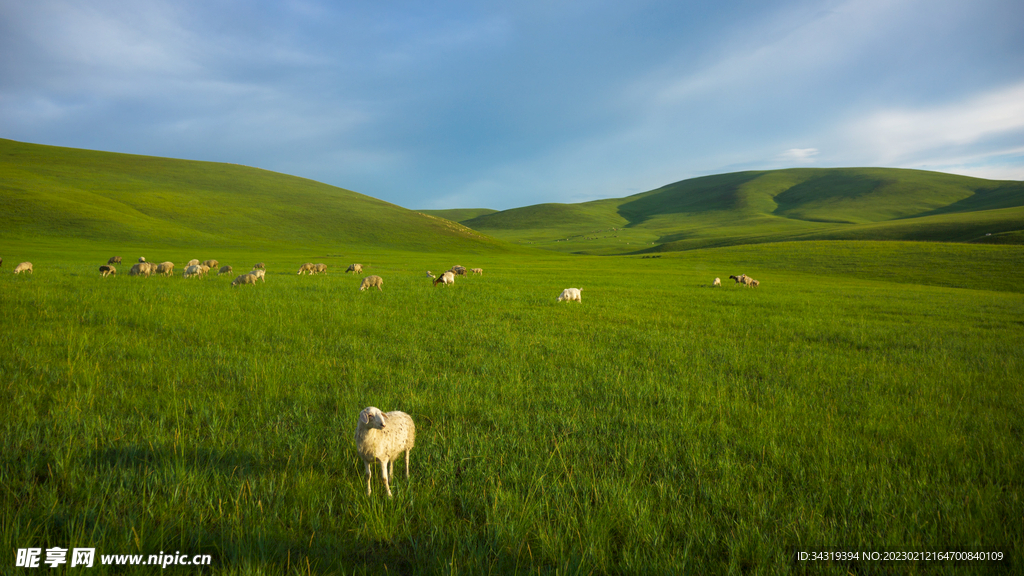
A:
[13,262,33,275]
[557,288,582,302]
[354,407,416,497]
[713,277,721,287]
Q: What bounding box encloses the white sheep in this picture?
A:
[248,269,266,282]
[13,262,33,275]
[138,257,146,263]
[557,288,583,302]
[187,259,200,267]
[297,262,315,275]
[360,275,384,291]
[354,407,416,497]
[253,262,266,270]
[231,273,258,287]
[713,277,721,287]
[99,265,116,277]
[156,262,175,276]
[218,265,233,276]
[433,271,455,286]
[107,256,122,265]
[129,262,153,277]
[346,263,363,274]
[203,259,219,269]
[471,268,483,276]
[183,264,201,279]
[314,263,327,274]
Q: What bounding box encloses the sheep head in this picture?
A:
[359,407,387,429]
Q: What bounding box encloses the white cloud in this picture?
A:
[778,148,819,162]
[847,82,1024,166]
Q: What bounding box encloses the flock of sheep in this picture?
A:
[6,251,765,497]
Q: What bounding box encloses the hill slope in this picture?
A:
[462,168,1024,253]
[0,139,510,253]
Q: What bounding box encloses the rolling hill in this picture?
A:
[460,168,1024,254]
[0,138,510,254]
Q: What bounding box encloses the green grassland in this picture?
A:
[2,140,1022,574]
[460,168,1024,254]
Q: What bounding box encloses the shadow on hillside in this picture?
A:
[616,172,763,226]
[903,182,1024,218]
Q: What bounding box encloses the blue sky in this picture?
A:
[2,0,1022,210]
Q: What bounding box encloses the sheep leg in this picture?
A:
[404,449,411,478]
[365,461,373,495]
[381,460,393,497]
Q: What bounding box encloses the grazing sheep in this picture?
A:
[354,407,416,497]
[183,264,202,279]
[129,263,152,277]
[14,262,33,275]
[729,274,746,284]
[203,259,219,269]
[713,277,721,287]
[99,265,116,277]
[156,262,175,276]
[751,279,760,287]
[471,268,483,276]
[557,288,583,302]
[359,275,384,291]
[314,263,327,274]
[185,259,199,267]
[253,262,266,270]
[218,265,233,276]
[433,271,455,286]
[297,262,316,275]
[451,265,467,276]
[231,273,258,287]
[248,269,266,282]
[107,256,122,265]
[197,265,211,277]
[741,276,756,287]
[346,263,363,274]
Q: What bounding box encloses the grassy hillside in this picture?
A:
[462,168,1024,254]
[0,139,511,254]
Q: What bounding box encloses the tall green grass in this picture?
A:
[2,244,1021,574]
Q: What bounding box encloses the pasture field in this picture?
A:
[1,241,1022,574]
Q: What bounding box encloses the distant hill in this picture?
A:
[461,168,1024,253]
[0,139,510,253]
[418,208,498,222]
